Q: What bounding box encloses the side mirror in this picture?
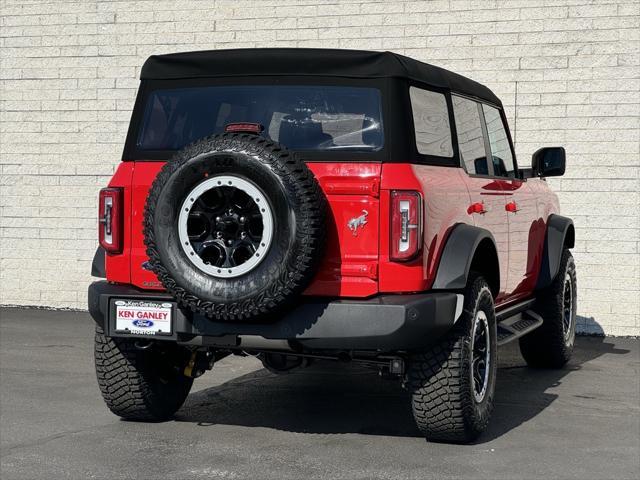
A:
[532,147,565,177]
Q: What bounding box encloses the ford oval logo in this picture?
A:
[132,319,154,328]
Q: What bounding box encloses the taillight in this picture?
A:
[224,122,264,134]
[99,187,123,254]
[390,190,422,262]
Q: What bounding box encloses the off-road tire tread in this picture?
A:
[94,327,193,420]
[143,133,326,321]
[407,274,495,443]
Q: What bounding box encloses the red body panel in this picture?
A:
[378,164,473,293]
[104,159,557,307]
[462,176,510,301]
[303,162,382,297]
[461,175,553,305]
[109,161,385,297]
[129,162,165,290]
[500,179,545,301]
[104,163,134,284]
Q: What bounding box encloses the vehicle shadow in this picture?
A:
[175,335,629,442]
[482,332,628,442]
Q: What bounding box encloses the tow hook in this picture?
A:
[378,357,405,378]
[134,339,153,350]
[184,350,215,378]
[389,358,405,375]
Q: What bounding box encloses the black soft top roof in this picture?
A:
[141,48,501,106]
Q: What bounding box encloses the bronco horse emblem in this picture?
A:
[347,210,369,236]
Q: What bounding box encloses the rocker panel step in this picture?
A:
[497,309,544,346]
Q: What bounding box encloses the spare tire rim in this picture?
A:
[178,175,274,278]
[562,272,574,343]
[471,309,490,403]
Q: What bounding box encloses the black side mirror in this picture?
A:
[532,147,565,177]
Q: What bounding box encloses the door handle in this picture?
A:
[468,202,487,215]
[505,201,519,213]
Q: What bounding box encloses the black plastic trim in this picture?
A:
[536,214,575,289]
[432,224,498,290]
[91,247,106,278]
[88,281,459,351]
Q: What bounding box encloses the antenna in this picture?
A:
[513,80,518,148]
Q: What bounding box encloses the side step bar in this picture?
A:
[496,309,544,346]
[496,298,536,322]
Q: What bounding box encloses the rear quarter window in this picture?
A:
[409,87,453,158]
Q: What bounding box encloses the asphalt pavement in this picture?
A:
[1,307,639,480]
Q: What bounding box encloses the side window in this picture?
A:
[409,87,453,157]
[452,96,489,175]
[482,104,515,177]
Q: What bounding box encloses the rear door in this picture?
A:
[481,104,542,299]
[452,95,510,300]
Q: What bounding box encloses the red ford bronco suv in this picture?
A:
[89,48,576,443]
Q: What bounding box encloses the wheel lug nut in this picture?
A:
[215,217,221,222]
[240,216,246,223]
[227,240,233,246]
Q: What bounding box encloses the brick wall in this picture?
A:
[1,0,638,335]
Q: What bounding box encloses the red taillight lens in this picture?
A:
[390,190,422,262]
[99,187,123,254]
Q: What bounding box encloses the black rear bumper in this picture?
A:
[88,281,461,351]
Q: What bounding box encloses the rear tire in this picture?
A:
[407,274,497,443]
[94,327,193,421]
[519,249,576,368]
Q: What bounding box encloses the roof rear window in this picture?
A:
[137,85,384,152]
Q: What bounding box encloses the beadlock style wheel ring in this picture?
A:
[562,271,574,344]
[178,175,274,278]
[471,309,491,403]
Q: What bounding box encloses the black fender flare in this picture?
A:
[536,214,575,290]
[91,247,106,278]
[432,224,499,293]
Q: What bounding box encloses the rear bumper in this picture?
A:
[88,281,462,351]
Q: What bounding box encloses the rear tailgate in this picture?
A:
[304,162,381,297]
[128,161,382,297]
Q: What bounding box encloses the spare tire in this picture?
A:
[143,133,326,322]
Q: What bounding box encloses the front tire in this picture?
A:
[407,274,497,443]
[519,249,577,368]
[94,327,194,421]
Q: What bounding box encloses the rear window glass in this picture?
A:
[137,85,384,152]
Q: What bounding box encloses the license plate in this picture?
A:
[114,299,172,336]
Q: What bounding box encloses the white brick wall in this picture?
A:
[1,0,638,335]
